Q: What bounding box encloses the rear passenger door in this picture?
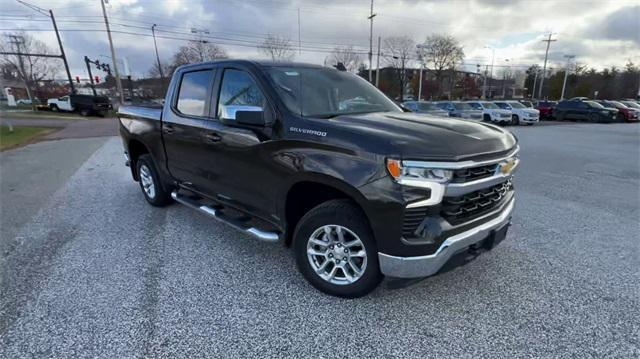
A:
[162,66,215,186]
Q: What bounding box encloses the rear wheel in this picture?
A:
[136,154,173,207]
[294,199,382,298]
[588,113,599,123]
[483,114,491,122]
[49,104,58,112]
[79,108,90,117]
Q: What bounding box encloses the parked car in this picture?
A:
[16,98,33,105]
[519,100,534,108]
[493,100,540,125]
[47,94,112,116]
[118,60,518,298]
[595,100,639,122]
[435,101,483,120]
[535,100,557,120]
[553,100,618,122]
[619,100,640,115]
[466,101,512,125]
[401,101,449,117]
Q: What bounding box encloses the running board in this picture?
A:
[170,191,279,242]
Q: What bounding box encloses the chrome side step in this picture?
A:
[171,191,279,242]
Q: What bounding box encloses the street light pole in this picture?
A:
[416,44,426,101]
[485,46,495,98]
[560,55,575,100]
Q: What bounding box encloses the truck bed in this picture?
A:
[118,104,162,122]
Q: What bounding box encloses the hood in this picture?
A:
[327,112,517,161]
[524,109,540,115]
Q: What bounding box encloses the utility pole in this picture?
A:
[560,55,575,100]
[367,0,376,83]
[85,56,97,96]
[375,36,381,88]
[538,32,557,99]
[416,44,426,101]
[151,24,164,80]
[485,46,495,98]
[532,68,539,99]
[297,8,302,55]
[101,0,124,103]
[16,1,75,93]
[482,65,488,99]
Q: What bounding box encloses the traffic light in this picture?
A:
[94,75,100,84]
[75,76,80,83]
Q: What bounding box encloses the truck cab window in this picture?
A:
[218,69,266,119]
[176,70,214,117]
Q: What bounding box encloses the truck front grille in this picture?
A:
[441,179,512,225]
[451,163,497,183]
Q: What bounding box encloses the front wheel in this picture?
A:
[511,115,519,126]
[294,200,382,298]
[79,108,90,117]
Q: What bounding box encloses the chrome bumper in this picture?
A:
[378,197,514,278]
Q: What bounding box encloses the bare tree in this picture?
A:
[147,60,172,78]
[258,34,295,62]
[383,36,415,101]
[0,31,61,102]
[172,40,228,68]
[419,34,464,96]
[330,46,362,72]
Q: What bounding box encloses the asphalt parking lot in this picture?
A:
[1,122,638,358]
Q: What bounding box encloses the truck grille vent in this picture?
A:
[401,207,429,238]
[441,179,512,225]
[451,164,497,183]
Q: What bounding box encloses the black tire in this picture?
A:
[483,114,491,122]
[294,199,382,298]
[79,108,90,117]
[556,112,564,121]
[588,113,600,123]
[136,154,173,207]
[511,114,519,126]
[49,104,58,112]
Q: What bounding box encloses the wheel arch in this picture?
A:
[283,175,373,247]
[127,138,151,181]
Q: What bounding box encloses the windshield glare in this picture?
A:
[453,102,472,110]
[416,102,439,111]
[481,102,499,109]
[509,102,526,109]
[266,67,401,118]
[586,101,604,109]
[467,102,482,110]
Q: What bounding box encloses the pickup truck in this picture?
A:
[47,94,112,116]
[118,60,519,298]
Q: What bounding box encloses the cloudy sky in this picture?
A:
[1,0,638,79]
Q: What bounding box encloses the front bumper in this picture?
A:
[378,197,514,278]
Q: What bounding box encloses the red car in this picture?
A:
[535,100,557,120]
[597,101,639,122]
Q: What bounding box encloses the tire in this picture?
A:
[79,108,90,117]
[511,114,519,126]
[50,104,58,112]
[588,113,599,123]
[483,114,491,122]
[136,154,173,207]
[294,199,382,298]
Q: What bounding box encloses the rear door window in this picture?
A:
[176,69,214,117]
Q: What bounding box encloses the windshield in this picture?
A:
[607,101,627,109]
[495,102,510,109]
[416,102,440,111]
[481,102,499,109]
[467,102,482,110]
[621,101,640,109]
[266,66,401,118]
[509,102,526,109]
[586,101,604,109]
[453,102,472,110]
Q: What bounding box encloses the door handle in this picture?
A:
[163,125,175,134]
[205,132,222,142]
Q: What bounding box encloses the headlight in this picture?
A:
[386,159,453,183]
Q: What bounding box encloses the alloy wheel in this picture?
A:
[306,224,367,285]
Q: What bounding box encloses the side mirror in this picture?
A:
[221,105,265,126]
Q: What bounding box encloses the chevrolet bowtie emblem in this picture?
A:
[498,158,516,174]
